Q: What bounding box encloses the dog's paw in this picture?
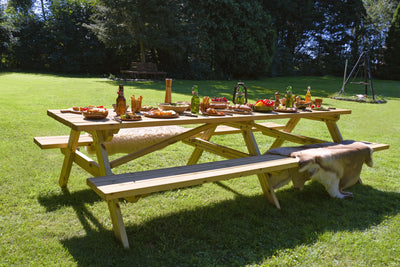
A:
[340,191,354,199]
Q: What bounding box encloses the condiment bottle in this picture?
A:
[285,86,293,108]
[116,84,126,115]
[305,86,312,103]
[274,91,281,108]
[191,85,200,113]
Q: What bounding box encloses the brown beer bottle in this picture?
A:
[116,84,126,115]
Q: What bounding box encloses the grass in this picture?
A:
[0,72,399,266]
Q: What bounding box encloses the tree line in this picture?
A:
[1,0,399,80]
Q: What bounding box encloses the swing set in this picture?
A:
[338,51,375,100]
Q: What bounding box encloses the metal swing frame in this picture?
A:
[338,51,375,100]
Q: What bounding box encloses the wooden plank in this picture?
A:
[34,135,93,149]
[241,129,280,209]
[47,109,352,132]
[269,118,300,149]
[325,120,343,143]
[253,120,327,146]
[107,199,129,249]
[91,131,113,176]
[61,149,100,177]
[183,138,250,159]
[211,122,284,135]
[87,154,299,200]
[187,125,217,165]
[59,129,81,188]
[361,141,390,152]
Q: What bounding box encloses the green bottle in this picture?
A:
[286,86,293,108]
[191,85,200,113]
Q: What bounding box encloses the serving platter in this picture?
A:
[274,108,298,113]
[144,112,179,118]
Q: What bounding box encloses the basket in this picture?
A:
[252,105,274,113]
[158,103,189,114]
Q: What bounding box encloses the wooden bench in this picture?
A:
[33,122,285,150]
[86,141,389,249]
[120,62,167,80]
[86,154,299,249]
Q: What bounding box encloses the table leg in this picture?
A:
[59,129,81,188]
[187,125,218,165]
[242,129,281,209]
[269,117,300,149]
[326,120,343,143]
[91,130,113,176]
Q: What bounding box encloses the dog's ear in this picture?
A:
[296,154,317,175]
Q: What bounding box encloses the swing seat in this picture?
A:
[350,82,369,85]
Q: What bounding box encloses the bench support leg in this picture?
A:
[59,130,81,188]
[242,129,281,209]
[107,199,129,249]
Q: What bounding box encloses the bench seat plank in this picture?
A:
[34,135,93,149]
[361,141,390,152]
[87,154,299,201]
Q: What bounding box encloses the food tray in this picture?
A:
[202,112,225,116]
[311,106,330,111]
[158,103,189,114]
[144,112,179,118]
[114,115,142,121]
[274,108,298,113]
[209,103,229,109]
[223,109,252,115]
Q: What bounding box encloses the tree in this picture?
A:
[382,1,400,80]
[262,0,314,76]
[181,0,276,79]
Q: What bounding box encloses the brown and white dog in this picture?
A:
[266,141,373,199]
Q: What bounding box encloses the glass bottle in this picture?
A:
[274,91,281,108]
[191,85,200,113]
[305,86,312,103]
[116,84,126,116]
[286,86,293,108]
[236,85,245,104]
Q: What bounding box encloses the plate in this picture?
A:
[158,103,189,114]
[60,108,82,114]
[209,103,229,109]
[202,112,225,116]
[115,115,142,121]
[144,112,179,118]
[311,106,330,111]
[83,114,108,120]
[223,109,252,115]
[274,108,298,113]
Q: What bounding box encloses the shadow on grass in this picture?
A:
[38,182,400,266]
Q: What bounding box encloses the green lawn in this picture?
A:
[0,72,399,266]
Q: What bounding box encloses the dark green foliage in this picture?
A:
[0,0,398,79]
[185,0,275,79]
[382,2,400,80]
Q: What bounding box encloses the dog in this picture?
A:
[266,141,373,198]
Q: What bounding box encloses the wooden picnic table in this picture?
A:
[45,108,351,206]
